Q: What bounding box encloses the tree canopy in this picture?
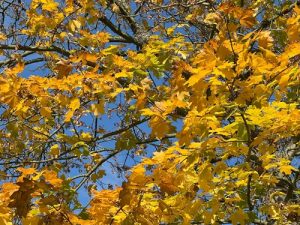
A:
[0,0,299,224]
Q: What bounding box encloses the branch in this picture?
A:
[99,15,138,45]
[0,44,70,57]
[24,57,45,65]
[113,0,139,34]
[136,133,176,145]
[74,149,121,191]
[284,165,300,202]
[108,36,135,43]
[95,117,150,141]
[257,0,300,31]
[240,111,254,211]
[240,112,252,154]
[247,174,253,211]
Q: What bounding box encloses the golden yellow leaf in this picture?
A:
[230,209,248,225]
[257,31,274,49]
[42,170,63,188]
[64,110,74,122]
[185,69,211,86]
[69,98,80,111]
[239,9,256,28]
[40,107,52,118]
[149,116,171,139]
[0,32,6,41]
[50,144,60,156]
[16,168,36,176]
[80,132,92,141]
[69,20,81,32]
[280,165,296,175]
[41,0,58,11]
[204,12,222,25]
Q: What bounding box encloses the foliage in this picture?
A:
[0,0,299,224]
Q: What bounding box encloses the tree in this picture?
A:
[0,0,299,224]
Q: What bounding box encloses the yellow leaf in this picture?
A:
[284,43,300,58]
[239,9,256,28]
[69,20,81,32]
[64,98,81,122]
[42,170,63,188]
[64,110,74,122]
[54,59,72,78]
[69,98,80,111]
[230,209,248,225]
[129,165,147,184]
[204,12,222,25]
[40,107,52,118]
[90,101,105,116]
[280,165,296,175]
[96,32,110,44]
[111,3,120,13]
[22,216,41,225]
[259,47,277,63]
[149,116,171,139]
[0,32,6,41]
[6,62,24,76]
[82,52,99,63]
[278,73,290,89]
[257,31,273,49]
[16,167,36,176]
[115,71,133,79]
[80,132,92,141]
[41,0,58,11]
[141,108,157,116]
[50,144,60,156]
[185,69,211,86]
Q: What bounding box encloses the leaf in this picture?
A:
[91,170,105,182]
[50,144,60,156]
[69,98,80,111]
[17,168,36,177]
[149,116,171,139]
[204,12,222,25]
[257,31,274,49]
[115,131,137,150]
[65,98,80,122]
[54,59,72,78]
[0,32,6,41]
[185,69,211,86]
[64,110,74,122]
[40,107,52,118]
[279,165,296,175]
[140,108,157,116]
[230,209,249,225]
[41,0,58,11]
[69,20,81,32]
[239,9,256,28]
[1,1,300,224]
[8,178,36,218]
[90,102,104,116]
[42,170,63,188]
[80,132,92,141]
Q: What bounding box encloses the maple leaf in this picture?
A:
[230,209,249,225]
[49,144,60,156]
[239,9,256,28]
[54,59,72,79]
[90,101,105,116]
[149,116,172,139]
[65,98,81,122]
[8,179,36,218]
[42,170,63,188]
